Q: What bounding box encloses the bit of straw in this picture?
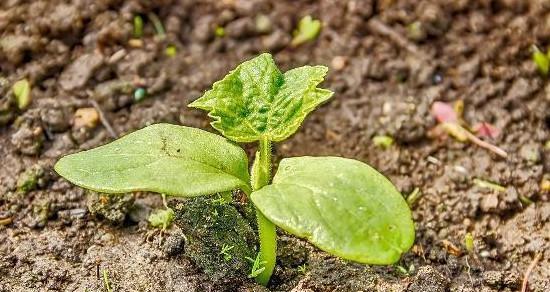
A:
[521,253,542,292]
[473,178,506,192]
[407,187,422,206]
[89,100,117,138]
[147,13,165,38]
[0,217,13,226]
[463,129,507,158]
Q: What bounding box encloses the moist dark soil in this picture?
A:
[1,0,549,291]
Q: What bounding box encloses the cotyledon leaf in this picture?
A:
[54,123,251,196]
[251,156,415,265]
[189,53,333,143]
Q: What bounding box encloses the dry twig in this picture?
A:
[89,100,117,138]
[521,253,542,292]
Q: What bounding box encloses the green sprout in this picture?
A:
[406,187,422,207]
[473,178,506,192]
[464,232,474,253]
[291,15,322,47]
[103,270,113,292]
[394,263,415,276]
[165,45,177,57]
[147,13,165,38]
[220,244,235,261]
[148,208,174,230]
[532,45,550,76]
[12,79,31,110]
[215,26,225,38]
[245,252,267,279]
[133,15,144,38]
[54,53,415,286]
[373,135,394,149]
[297,264,307,274]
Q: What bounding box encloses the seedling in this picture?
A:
[148,208,174,230]
[102,269,113,292]
[245,252,267,279]
[406,187,422,207]
[373,135,394,149]
[12,79,31,110]
[133,15,144,38]
[147,12,165,39]
[291,15,322,47]
[165,45,177,57]
[148,194,174,230]
[54,53,415,285]
[215,26,225,38]
[220,244,235,261]
[464,232,474,253]
[532,45,550,76]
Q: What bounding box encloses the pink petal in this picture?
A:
[431,101,457,123]
[473,122,500,139]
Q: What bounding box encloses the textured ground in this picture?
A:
[0,0,549,291]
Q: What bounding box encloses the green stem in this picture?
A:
[251,138,276,286]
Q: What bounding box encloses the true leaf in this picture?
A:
[189,53,333,143]
[251,156,415,265]
[55,123,251,196]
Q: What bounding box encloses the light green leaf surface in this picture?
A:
[291,15,322,47]
[12,79,31,109]
[533,48,549,76]
[55,123,251,196]
[148,208,175,230]
[251,156,415,265]
[189,53,333,143]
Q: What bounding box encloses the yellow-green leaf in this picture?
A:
[291,16,322,47]
[189,53,333,143]
[13,79,31,109]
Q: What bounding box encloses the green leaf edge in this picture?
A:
[188,53,334,143]
[54,123,252,196]
[250,156,416,265]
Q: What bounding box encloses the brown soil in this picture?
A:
[1,0,549,291]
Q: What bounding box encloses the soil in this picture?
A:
[1,0,549,291]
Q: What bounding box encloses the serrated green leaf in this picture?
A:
[251,156,415,265]
[189,53,333,143]
[55,123,251,196]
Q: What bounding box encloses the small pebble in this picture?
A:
[73,107,99,129]
[134,88,147,102]
[331,56,347,71]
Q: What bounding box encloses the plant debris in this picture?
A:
[430,101,507,158]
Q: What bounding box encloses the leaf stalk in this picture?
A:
[251,138,277,285]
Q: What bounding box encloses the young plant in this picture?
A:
[54,53,415,285]
[291,15,322,47]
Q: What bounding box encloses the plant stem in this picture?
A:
[251,138,277,286]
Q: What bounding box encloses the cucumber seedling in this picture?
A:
[54,53,415,285]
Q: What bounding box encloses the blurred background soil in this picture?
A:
[0,0,549,291]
